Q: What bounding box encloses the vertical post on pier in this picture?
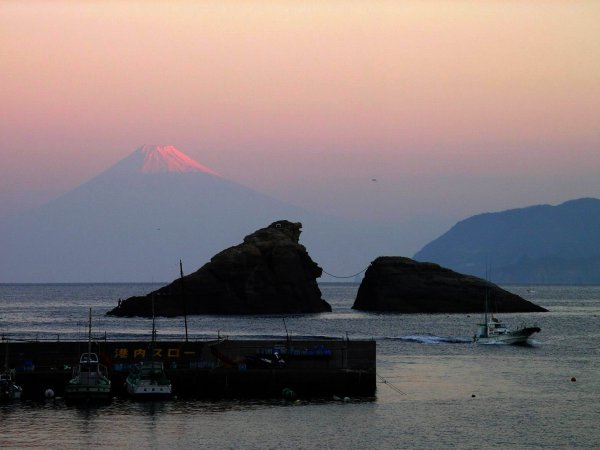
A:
[180,259,188,342]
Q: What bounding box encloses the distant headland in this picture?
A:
[414,198,600,284]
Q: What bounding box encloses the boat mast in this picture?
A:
[180,259,188,342]
[151,293,156,360]
[483,264,490,338]
[88,307,92,357]
[484,287,489,338]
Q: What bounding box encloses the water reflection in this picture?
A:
[1,285,599,449]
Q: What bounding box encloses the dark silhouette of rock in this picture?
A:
[352,256,547,313]
[107,220,331,317]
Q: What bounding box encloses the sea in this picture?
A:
[0,283,598,449]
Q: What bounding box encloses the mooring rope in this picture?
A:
[377,373,407,395]
[321,266,369,279]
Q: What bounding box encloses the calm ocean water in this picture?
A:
[0,283,598,449]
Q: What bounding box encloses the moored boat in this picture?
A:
[124,296,172,399]
[65,352,112,402]
[0,371,23,401]
[125,361,172,398]
[2,340,23,401]
[64,308,112,402]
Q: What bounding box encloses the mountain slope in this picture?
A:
[0,145,404,282]
[413,198,600,284]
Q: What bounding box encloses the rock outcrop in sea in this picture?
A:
[107,220,331,317]
[352,256,547,313]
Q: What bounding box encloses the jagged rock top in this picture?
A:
[243,220,302,246]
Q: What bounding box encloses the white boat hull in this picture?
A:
[125,381,172,398]
[474,326,541,345]
[64,385,112,401]
[125,361,172,399]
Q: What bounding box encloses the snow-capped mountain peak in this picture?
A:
[114,144,220,175]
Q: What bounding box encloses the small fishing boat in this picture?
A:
[473,317,541,345]
[64,308,112,402]
[124,296,172,399]
[125,360,172,398]
[473,284,540,345]
[1,340,23,401]
[0,371,23,401]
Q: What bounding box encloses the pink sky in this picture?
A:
[1,1,599,233]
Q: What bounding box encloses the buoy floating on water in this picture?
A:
[44,389,55,399]
[571,377,577,382]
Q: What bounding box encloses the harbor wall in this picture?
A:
[2,338,376,399]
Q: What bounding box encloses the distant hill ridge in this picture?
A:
[413,198,600,284]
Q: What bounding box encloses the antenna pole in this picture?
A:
[484,288,489,337]
[88,307,92,357]
[180,259,188,342]
[282,317,289,341]
[151,293,156,360]
[484,264,490,338]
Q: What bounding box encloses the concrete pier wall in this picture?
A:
[2,338,376,399]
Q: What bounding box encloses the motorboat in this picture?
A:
[125,360,172,398]
[64,308,112,402]
[65,352,112,402]
[474,316,541,345]
[0,371,23,401]
[474,283,541,345]
[124,296,172,399]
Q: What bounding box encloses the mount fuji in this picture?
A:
[0,145,405,282]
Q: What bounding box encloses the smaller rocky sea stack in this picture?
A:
[107,220,331,317]
[353,257,547,313]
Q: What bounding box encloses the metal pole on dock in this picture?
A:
[88,307,92,357]
[180,259,188,342]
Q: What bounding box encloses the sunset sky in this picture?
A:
[1,1,599,245]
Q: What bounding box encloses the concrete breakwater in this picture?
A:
[2,338,376,399]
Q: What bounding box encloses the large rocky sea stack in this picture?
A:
[353,257,547,313]
[108,220,331,316]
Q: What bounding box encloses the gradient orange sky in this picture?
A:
[1,1,599,235]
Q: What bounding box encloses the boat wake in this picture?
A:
[477,339,540,347]
[385,334,472,345]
